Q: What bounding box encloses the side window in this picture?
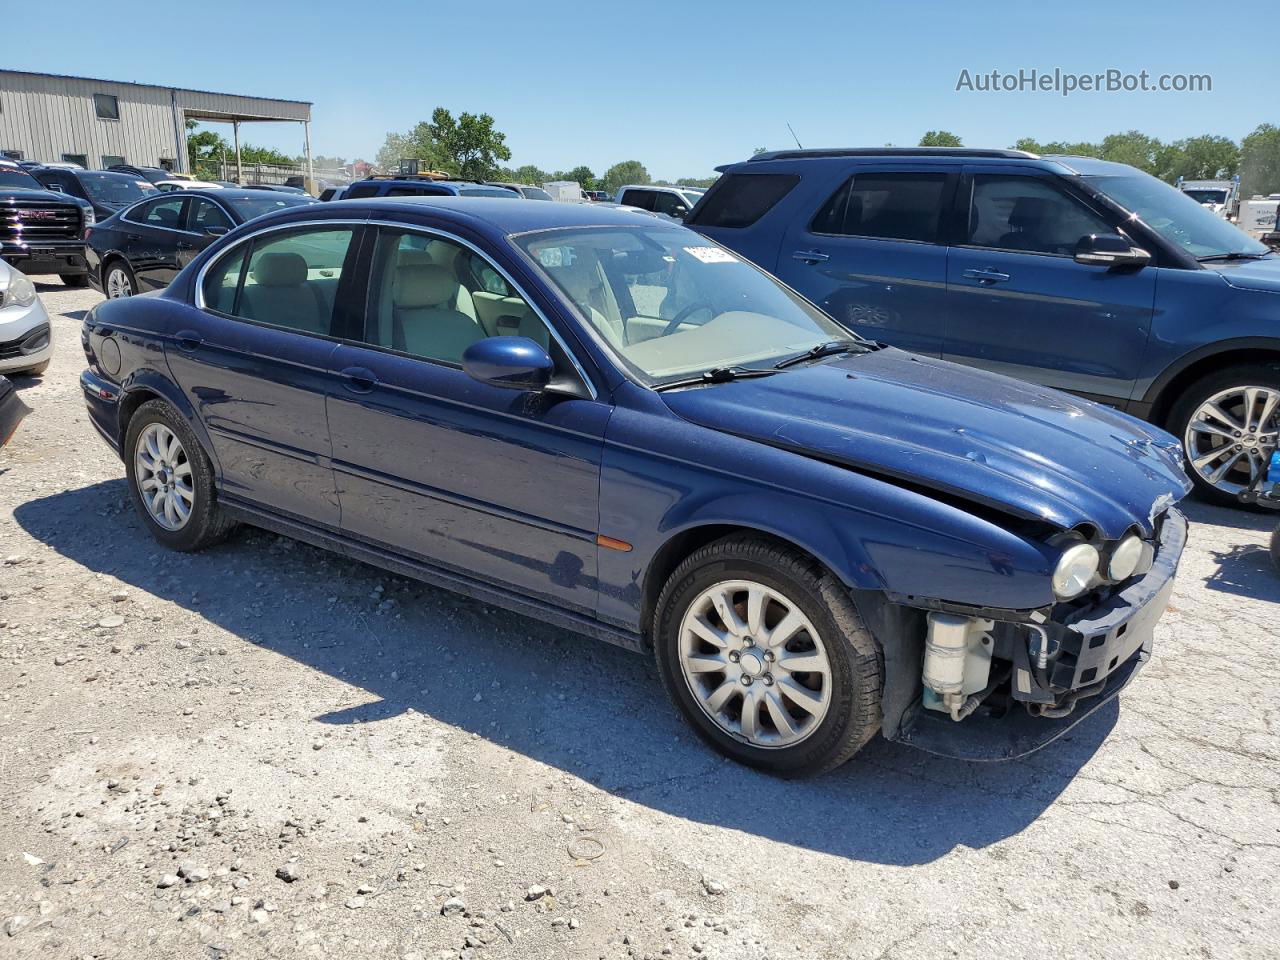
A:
[189,198,233,232]
[206,228,355,336]
[364,229,547,364]
[344,183,380,199]
[685,174,799,228]
[136,197,187,229]
[649,192,688,218]
[620,189,655,210]
[811,173,947,243]
[966,175,1113,256]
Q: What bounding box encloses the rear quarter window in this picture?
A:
[345,183,382,199]
[685,173,800,228]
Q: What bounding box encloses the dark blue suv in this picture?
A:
[690,148,1280,506]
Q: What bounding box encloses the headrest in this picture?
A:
[396,264,457,309]
[1009,196,1053,228]
[252,252,308,287]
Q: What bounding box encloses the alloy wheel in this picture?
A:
[677,579,832,748]
[107,267,132,299]
[134,423,194,531]
[1184,385,1280,497]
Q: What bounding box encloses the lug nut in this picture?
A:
[762,674,774,686]
[741,675,753,686]
[728,651,740,663]
[763,650,775,662]
[742,637,754,648]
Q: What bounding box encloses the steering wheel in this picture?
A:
[661,301,715,337]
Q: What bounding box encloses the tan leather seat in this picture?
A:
[241,252,330,335]
[391,264,484,364]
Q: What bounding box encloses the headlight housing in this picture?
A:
[1052,543,1100,600]
[82,206,95,227]
[1108,534,1144,582]
[0,269,37,309]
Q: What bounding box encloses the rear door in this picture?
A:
[771,166,956,356]
[164,223,361,527]
[120,196,190,291]
[944,167,1156,402]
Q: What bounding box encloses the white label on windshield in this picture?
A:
[684,246,738,264]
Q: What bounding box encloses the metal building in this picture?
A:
[0,69,313,180]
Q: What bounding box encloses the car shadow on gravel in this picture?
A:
[16,479,1117,867]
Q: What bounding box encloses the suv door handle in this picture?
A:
[340,366,378,393]
[792,249,830,264]
[174,330,203,352]
[962,268,1011,283]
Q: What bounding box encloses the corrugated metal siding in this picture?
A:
[0,71,310,171]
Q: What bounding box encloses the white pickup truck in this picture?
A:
[1175,176,1241,220]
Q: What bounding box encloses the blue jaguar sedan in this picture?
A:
[80,197,1190,775]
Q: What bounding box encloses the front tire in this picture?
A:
[1168,364,1280,506]
[653,535,882,777]
[124,399,235,551]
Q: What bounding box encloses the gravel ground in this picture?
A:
[2,280,1278,960]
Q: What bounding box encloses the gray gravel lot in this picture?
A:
[1,280,1278,960]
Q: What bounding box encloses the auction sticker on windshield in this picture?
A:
[684,246,738,264]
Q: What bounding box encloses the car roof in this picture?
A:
[167,188,307,202]
[324,195,680,233]
[1044,155,1146,177]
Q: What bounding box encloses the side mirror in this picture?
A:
[462,336,554,391]
[203,225,230,237]
[1075,233,1150,268]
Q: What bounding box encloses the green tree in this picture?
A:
[498,163,549,185]
[919,130,963,147]
[1154,135,1240,182]
[565,165,596,190]
[600,160,649,195]
[1240,123,1280,197]
[375,107,512,179]
[1098,130,1164,174]
[677,176,719,188]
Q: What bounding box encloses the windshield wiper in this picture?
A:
[653,366,779,392]
[1197,251,1272,262]
[774,339,873,369]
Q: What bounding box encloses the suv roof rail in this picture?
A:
[747,147,1040,162]
[361,172,453,182]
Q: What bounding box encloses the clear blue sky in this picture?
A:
[4,0,1273,179]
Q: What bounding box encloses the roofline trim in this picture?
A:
[0,68,312,107]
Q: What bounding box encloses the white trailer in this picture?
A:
[542,181,584,202]
[1238,194,1280,246]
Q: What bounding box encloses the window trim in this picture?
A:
[185,196,236,233]
[93,93,120,121]
[807,171,954,246]
[121,196,197,235]
[193,217,598,400]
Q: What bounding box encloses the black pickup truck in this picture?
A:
[0,161,93,287]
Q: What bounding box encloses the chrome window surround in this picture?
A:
[120,193,234,237]
[192,217,598,400]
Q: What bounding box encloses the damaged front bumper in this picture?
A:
[891,509,1186,761]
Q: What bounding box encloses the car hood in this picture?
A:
[0,187,84,205]
[660,349,1189,539]
[1206,254,1280,294]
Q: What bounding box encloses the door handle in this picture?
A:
[340,366,378,393]
[792,249,830,264]
[962,268,1011,284]
[174,330,203,352]
[126,234,142,242]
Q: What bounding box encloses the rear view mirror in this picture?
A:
[462,336,554,391]
[1075,233,1150,268]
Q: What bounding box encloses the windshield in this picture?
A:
[515,225,855,383]
[223,194,314,221]
[523,187,554,201]
[1090,171,1267,259]
[0,169,44,190]
[78,172,156,206]
[1182,189,1227,205]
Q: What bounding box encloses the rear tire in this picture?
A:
[61,273,89,288]
[653,535,882,777]
[103,261,136,299]
[124,399,235,552]
[1168,364,1280,507]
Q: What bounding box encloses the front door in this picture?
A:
[325,226,608,612]
[944,169,1157,403]
[772,168,955,356]
[180,197,233,271]
[163,223,360,527]
[122,195,190,291]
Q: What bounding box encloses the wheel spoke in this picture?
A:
[703,679,738,713]
[1189,420,1236,443]
[140,476,160,492]
[765,610,804,648]
[1208,451,1243,484]
[745,587,767,637]
[685,654,727,674]
[739,689,759,741]
[1201,401,1244,432]
[173,460,192,478]
[163,495,178,526]
[1255,390,1280,434]
[711,589,746,636]
[688,615,729,649]
[776,651,828,675]
[763,690,797,741]
[1192,446,1231,471]
[173,482,195,505]
[777,678,825,716]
